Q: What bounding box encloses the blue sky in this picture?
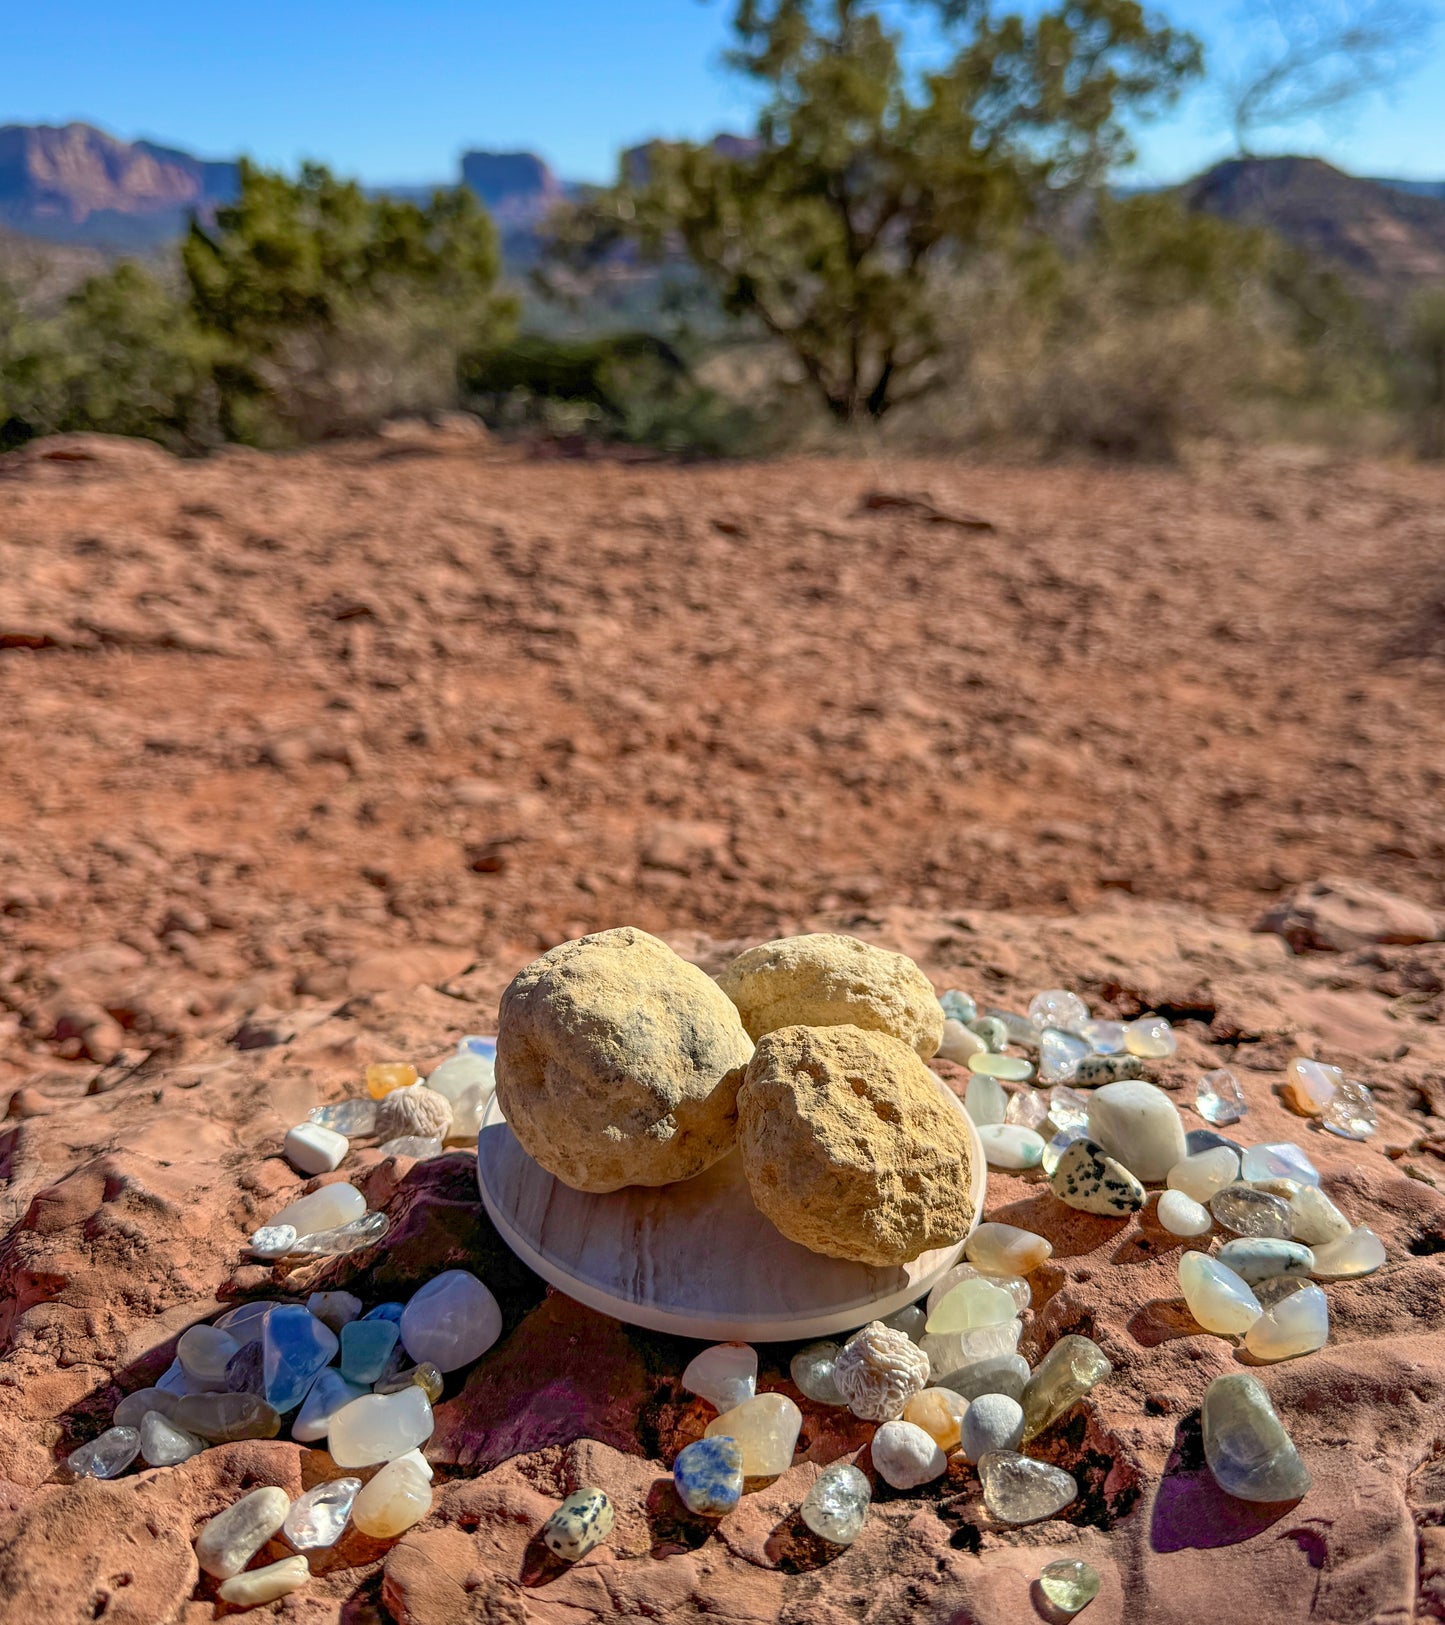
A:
[3,1,1441,185]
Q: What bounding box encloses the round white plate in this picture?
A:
[475,1080,986,1342]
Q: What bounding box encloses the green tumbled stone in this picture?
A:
[1039,1558,1101,1614]
[1021,1334,1111,1442]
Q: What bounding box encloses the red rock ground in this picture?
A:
[1,432,1444,1623]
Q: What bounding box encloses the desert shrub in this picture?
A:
[1400,288,1445,458]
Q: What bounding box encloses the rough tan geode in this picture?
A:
[496,927,753,1192]
[716,933,944,1059]
[736,1024,975,1265]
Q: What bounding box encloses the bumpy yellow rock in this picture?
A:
[496,927,753,1192]
[737,1025,975,1264]
[716,933,944,1059]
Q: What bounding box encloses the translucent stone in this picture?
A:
[293,1368,367,1443]
[352,1457,432,1537]
[400,1269,502,1372]
[426,1052,495,1140]
[298,1294,358,1336]
[938,1019,987,1064]
[375,1362,445,1404]
[882,1303,926,1341]
[1029,989,1090,1033]
[284,1122,348,1176]
[1210,1184,1293,1239]
[921,1318,1021,1377]
[927,1262,1029,1318]
[139,1410,204,1466]
[1309,1226,1386,1279]
[1039,1028,1091,1084]
[1042,1124,1091,1175]
[394,1446,433,1481]
[1086,1080,1187,1183]
[705,1393,801,1476]
[1166,1147,1240,1203]
[966,1221,1053,1276]
[292,1209,390,1256]
[1244,1283,1328,1361]
[1078,1019,1126,1054]
[224,1341,264,1396]
[341,1319,401,1385]
[978,1123,1046,1169]
[985,1009,1043,1049]
[1253,1274,1310,1308]
[366,1061,418,1099]
[1186,1128,1245,1157]
[1216,1238,1314,1284]
[964,1073,1008,1125]
[285,1477,362,1549]
[217,1556,310,1607]
[310,1097,378,1135]
[1241,1142,1320,1186]
[1251,1179,1351,1246]
[114,1387,180,1429]
[1283,1057,1343,1116]
[68,1426,139,1479]
[327,1385,434,1468]
[1124,1015,1177,1058]
[801,1462,870,1545]
[673,1435,744,1515]
[249,1224,297,1259]
[926,1277,1016,1333]
[458,1034,497,1060]
[1005,1087,1050,1131]
[1323,1079,1378,1141]
[969,1052,1035,1082]
[959,1392,1024,1461]
[177,1324,239,1385]
[1020,1334,1111,1442]
[262,1306,339,1412]
[940,990,978,1025]
[380,1134,444,1159]
[155,1356,206,1397]
[872,1419,946,1488]
[365,1301,406,1323]
[1050,1138,1144,1215]
[1075,1055,1146,1084]
[1156,1189,1211,1237]
[682,1343,758,1412]
[903,1386,968,1449]
[979,1451,1078,1524]
[1039,1558,1101,1615]
[1196,1068,1246,1126]
[1202,1372,1311,1501]
[267,1181,365,1235]
[195,1486,291,1578]
[790,1342,847,1405]
[1178,1252,1261,1335]
[1047,1085,1090,1131]
[174,1392,281,1442]
[940,1352,1031,1403]
[967,1016,1010,1052]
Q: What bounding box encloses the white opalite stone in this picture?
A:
[964,1073,1008,1126]
[351,1457,432,1537]
[1251,1178,1352,1246]
[267,1182,365,1235]
[292,1368,367,1443]
[1178,1251,1261,1335]
[1166,1147,1240,1203]
[1124,1015,1177,1058]
[400,1270,502,1372]
[871,1420,946,1488]
[959,1393,1025,1462]
[1087,1081,1187,1182]
[195,1486,291,1579]
[1243,1282,1328,1361]
[284,1122,349,1176]
[704,1393,802,1476]
[938,1019,987,1064]
[326,1385,434,1469]
[426,1052,495,1141]
[682,1343,758,1412]
[177,1325,239,1385]
[977,1123,1045,1169]
[217,1556,310,1607]
[1309,1226,1386,1279]
[1156,1190,1211,1237]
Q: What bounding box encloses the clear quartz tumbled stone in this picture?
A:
[1042,1123,1090,1176]
[801,1461,871,1544]
[139,1410,204,1466]
[292,1209,390,1256]
[1210,1183,1293,1239]
[1322,1079,1378,1140]
[68,1426,140,1479]
[1039,1558,1101,1615]
[789,1342,847,1405]
[682,1343,758,1412]
[1047,1085,1090,1131]
[1039,1028,1091,1084]
[1196,1068,1246,1126]
[1029,989,1090,1033]
[284,1477,362,1549]
[978,1451,1078,1523]
[309,1097,378,1136]
[1005,1087,1050,1131]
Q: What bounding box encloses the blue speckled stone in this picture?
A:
[363,1302,406,1324]
[673,1435,744,1517]
[262,1306,338,1412]
[340,1319,400,1385]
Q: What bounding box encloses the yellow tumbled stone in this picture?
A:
[351,1457,432,1536]
[903,1387,968,1450]
[367,1062,419,1100]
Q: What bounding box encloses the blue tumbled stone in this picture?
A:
[673,1435,744,1517]
[458,1034,496,1060]
[362,1301,406,1324]
[340,1319,400,1385]
[262,1305,339,1412]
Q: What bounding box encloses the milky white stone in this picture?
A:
[1309,1226,1386,1279]
[1283,1057,1342,1116]
[682,1343,757,1412]
[292,1368,367,1443]
[217,1556,310,1607]
[1244,1282,1328,1361]
[426,1052,495,1140]
[195,1486,291,1579]
[114,1387,180,1429]
[964,1073,1008,1126]
[965,1222,1052,1276]
[871,1419,947,1488]
[1087,1081,1187,1182]
[1124,1015,1177,1058]
[177,1325,239,1385]
[326,1385,434,1469]
[1166,1147,1240,1203]
[139,1410,204,1466]
[1241,1142,1320,1187]
[394,1446,434,1481]
[1156,1189,1212,1237]
[959,1393,1025,1462]
[284,1122,349,1176]
[704,1393,801,1476]
[284,1477,362,1549]
[400,1270,501,1372]
[977,1123,1046,1170]
[938,1018,987,1063]
[925,1277,1016,1334]
[351,1457,432,1537]
[266,1182,365,1235]
[1178,1251,1261,1336]
[1250,1179,1351,1246]
[920,1318,1021,1378]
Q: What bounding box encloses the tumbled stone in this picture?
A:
[673,1435,744,1516]
[921,1319,1021,1377]
[985,1008,1043,1049]
[68,1426,139,1479]
[1020,1335,1111,1441]
[1156,1189,1211,1237]
[1216,1238,1315,1284]
[1047,1085,1090,1130]
[327,1385,434,1468]
[883,1303,927,1341]
[1202,1372,1311,1501]
[1251,1179,1351,1246]
[306,1291,364,1333]
[223,1340,263,1397]
[1086,1080,1186,1183]
[1124,1015,1176,1058]
[705,1393,801,1476]
[1241,1142,1320,1186]
[959,1393,1024,1461]
[266,1181,365,1236]
[542,1487,615,1560]
[967,1016,1010,1052]
[459,1034,497,1059]
[979,1451,1077,1523]
[940,990,978,1025]
[400,1269,502,1372]
[790,1342,847,1405]
[262,1306,339,1412]
[964,1072,1008,1126]
[114,1387,180,1429]
[1244,1283,1328,1361]
[365,1301,406,1323]
[174,1392,281,1442]
[978,1123,1046,1169]
[1005,1087,1050,1131]
[966,1221,1053,1276]
[426,1051,495,1141]
[903,1386,968,1449]
[374,1362,444,1403]
[1185,1128,1245,1157]
[1029,989,1089,1032]
[1309,1226,1386,1279]
[154,1357,204,1397]
[801,1461,871,1544]
[1039,1559,1101,1615]
[139,1410,204,1467]
[1178,1251,1262,1335]
[352,1456,432,1537]
[1166,1147,1240,1203]
[366,1061,419,1099]
[195,1486,291,1578]
[926,1277,1016,1334]
[1283,1057,1342,1116]
[1039,1027,1092,1085]
[927,1262,1029,1318]
[1078,1019,1126,1054]
[938,1018,987,1064]
[682,1343,757,1412]
[379,1134,444,1159]
[1322,1079,1378,1141]
[939,1352,1032,1403]
[293,1368,367,1443]
[178,1324,239,1385]
[310,1097,378,1135]
[872,1419,946,1488]
[1042,1124,1091,1175]
[248,1224,297,1259]
[340,1319,400,1385]
[1253,1274,1310,1307]
[1211,1183,1293,1239]
[968,1052,1035,1082]
[1075,1055,1146,1084]
[1196,1068,1246,1126]
[1050,1138,1144,1215]
[292,1208,390,1255]
[217,1556,309,1606]
[284,1122,348,1176]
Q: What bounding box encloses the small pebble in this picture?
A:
[926,1277,1015,1334]
[366,1062,418,1099]
[1166,1146,1240,1203]
[341,1319,401,1385]
[1309,1226,1386,1279]
[1077,1019,1126,1054]
[959,1393,1024,1462]
[1038,1027,1091,1084]
[966,1221,1053,1276]
[1196,1067,1246,1126]
[673,1435,744,1516]
[327,1385,434,1469]
[1216,1238,1314,1284]
[1028,989,1090,1032]
[1203,1372,1310,1501]
[682,1343,758,1412]
[882,1302,927,1342]
[1283,1056,1343,1116]
[293,1368,367,1443]
[801,1461,871,1544]
[1155,1189,1211,1237]
[309,1097,378,1135]
[1322,1079,1378,1141]
[969,1052,1035,1083]
[1241,1142,1320,1186]
[1178,1252,1261,1335]
[790,1341,847,1405]
[985,1008,1043,1049]
[291,1209,390,1256]
[1039,1558,1101,1615]
[1020,1335,1111,1442]
[1047,1084,1090,1130]
[1042,1123,1090,1175]
[1211,1183,1293,1239]
[964,1072,1008,1126]
[1251,1178,1351,1246]
[266,1182,365,1236]
[1253,1274,1310,1307]
[871,1419,947,1488]
[178,1324,238,1385]
[940,990,978,1025]
[978,1451,1077,1523]
[400,1270,501,1372]
[705,1393,801,1475]
[283,1122,348,1176]
[374,1362,445,1404]
[1124,1015,1176,1058]
[1050,1138,1144,1215]
[139,1410,204,1467]
[938,1018,987,1064]
[1086,1079,1186,1183]
[217,1556,310,1607]
[902,1386,968,1449]
[1075,1055,1145,1084]
[114,1387,180,1429]
[978,1123,1046,1169]
[195,1486,291,1578]
[379,1134,444,1159]
[68,1426,140,1480]
[248,1224,297,1260]
[285,1478,362,1549]
[173,1392,280,1442]
[1243,1282,1328,1361]
[306,1291,364,1332]
[541,1487,614,1561]
[938,1352,1031,1403]
[967,1016,1010,1052]
[351,1456,432,1537]
[1004,1087,1050,1131]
